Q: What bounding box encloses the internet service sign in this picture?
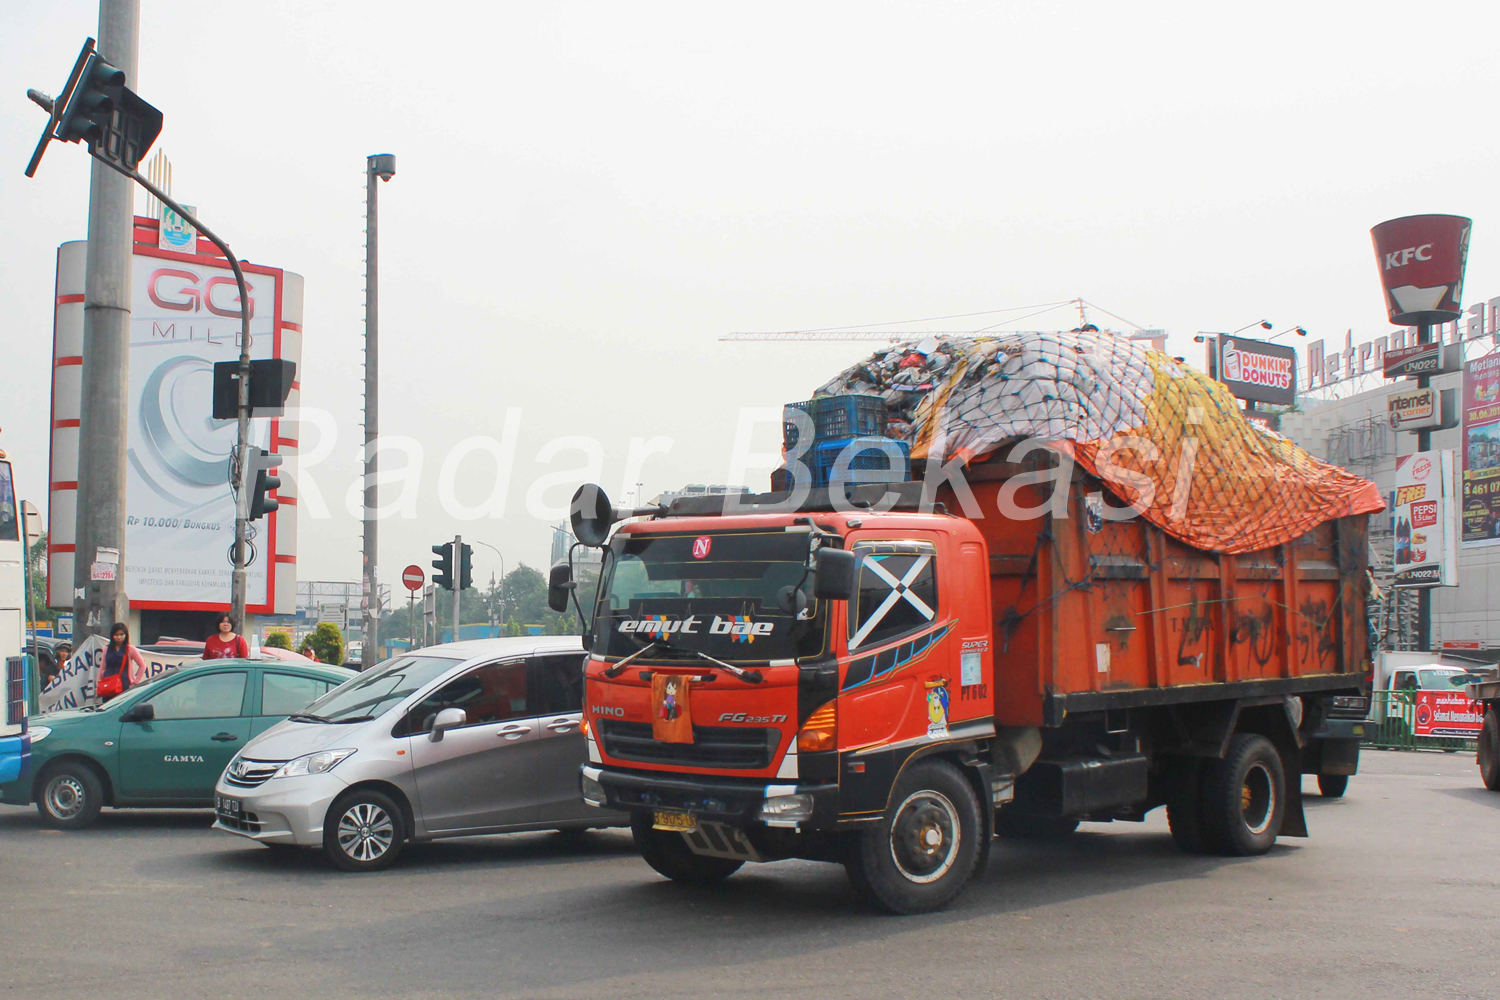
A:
[1217,335,1297,406]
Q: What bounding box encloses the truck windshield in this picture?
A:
[592,529,827,663]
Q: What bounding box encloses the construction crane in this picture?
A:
[720,297,1164,349]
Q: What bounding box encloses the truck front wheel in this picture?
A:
[844,759,982,915]
[1202,734,1285,856]
[630,815,743,885]
[1479,708,1500,792]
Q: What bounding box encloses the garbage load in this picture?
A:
[810,329,1384,554]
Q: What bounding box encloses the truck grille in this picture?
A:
[223,758,284,788]
[600,721,779,770]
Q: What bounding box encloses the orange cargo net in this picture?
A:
[813,332,1385,554]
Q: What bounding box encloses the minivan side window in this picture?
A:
[398,660,529,735]
[533,653,586,714]
[147,672,248,720]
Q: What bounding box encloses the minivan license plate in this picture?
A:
[652,810,696,832]
[216,796,241,815]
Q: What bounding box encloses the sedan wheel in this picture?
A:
[36,762,104,830]
[324,791,406,871]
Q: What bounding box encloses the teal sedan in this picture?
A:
[0,658,355,829]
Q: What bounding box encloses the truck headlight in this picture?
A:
[273,749,356,778]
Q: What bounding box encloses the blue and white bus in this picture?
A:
[0,454,29,785]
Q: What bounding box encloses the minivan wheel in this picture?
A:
[324,791,406,872]
[844,759,982,914]
[36,762,104,830]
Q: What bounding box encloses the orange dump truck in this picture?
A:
[557,466,1372,913]
[557,333,1381,912]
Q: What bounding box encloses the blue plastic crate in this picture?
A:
[788,436,911,489]
[783,395,887,449]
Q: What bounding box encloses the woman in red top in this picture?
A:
[202,613,250,659]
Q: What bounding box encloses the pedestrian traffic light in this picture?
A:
[247,447,282,520]
[431,543,454,591]
[458,544,473,592]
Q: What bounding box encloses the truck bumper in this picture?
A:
[583,764,839,828]
[1309,717,1370,741]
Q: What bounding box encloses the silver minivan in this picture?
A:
[212,636,626,870]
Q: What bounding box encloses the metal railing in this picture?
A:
[1362,689,1480,752]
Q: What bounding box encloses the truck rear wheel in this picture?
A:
[844,759,982,915]
[630,815,743,885]
[1201,734,1285,856]
[1166,758,1208,854]
[1479,708,1500,793]
[1316,774,1348,798]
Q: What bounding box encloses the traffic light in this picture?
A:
[247,447,282,520]
[25,37,163,178]
[213,359,298,420]
[431,543,454,591]
[56,50,124,146]
[458,544,473,592]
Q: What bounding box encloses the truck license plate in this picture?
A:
[652,810,696,832]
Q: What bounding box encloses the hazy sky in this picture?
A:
[5,1,1500,592]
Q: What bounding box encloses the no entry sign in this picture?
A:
[401,565,425,591]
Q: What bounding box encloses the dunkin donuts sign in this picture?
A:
[1217,335,1297,406]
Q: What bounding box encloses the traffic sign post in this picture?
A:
[402,564,424,649]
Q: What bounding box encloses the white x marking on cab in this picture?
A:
[850,554,934,650]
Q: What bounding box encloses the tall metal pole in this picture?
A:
[1415,322,1433,652]
[72,0,139,641]
[362,154,395,665]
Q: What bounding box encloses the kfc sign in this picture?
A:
[1371,215,1472,326]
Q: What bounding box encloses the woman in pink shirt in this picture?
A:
[99,623,147,701]
[202,613,250,659]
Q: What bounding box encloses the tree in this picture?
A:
[302,622,345,665]
[27,533,55,623]
[263,631,292,650]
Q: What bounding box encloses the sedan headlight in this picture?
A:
[28,726,52,743]
[272,749,356,778]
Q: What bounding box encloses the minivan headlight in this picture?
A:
[273,749,356,778]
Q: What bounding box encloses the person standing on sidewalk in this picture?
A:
[98,623,146,702]
[202,613,249,659]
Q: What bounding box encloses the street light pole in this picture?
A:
[471,540,504,634]
[362,154,395,663]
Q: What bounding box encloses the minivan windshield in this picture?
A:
[592,529,827,663]
[300,655,459,722]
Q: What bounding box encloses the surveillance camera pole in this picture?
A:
[362,154,396,663]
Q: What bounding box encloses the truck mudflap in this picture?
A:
[584,764,840,829]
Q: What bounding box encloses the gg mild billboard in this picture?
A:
[47,217,302,614]
[1370,215,1472,326]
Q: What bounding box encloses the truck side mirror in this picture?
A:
[813,548,857,601]
[429,707,467,742]
[547,564,574,613]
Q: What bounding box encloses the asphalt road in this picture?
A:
[2,749,1497,1000]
